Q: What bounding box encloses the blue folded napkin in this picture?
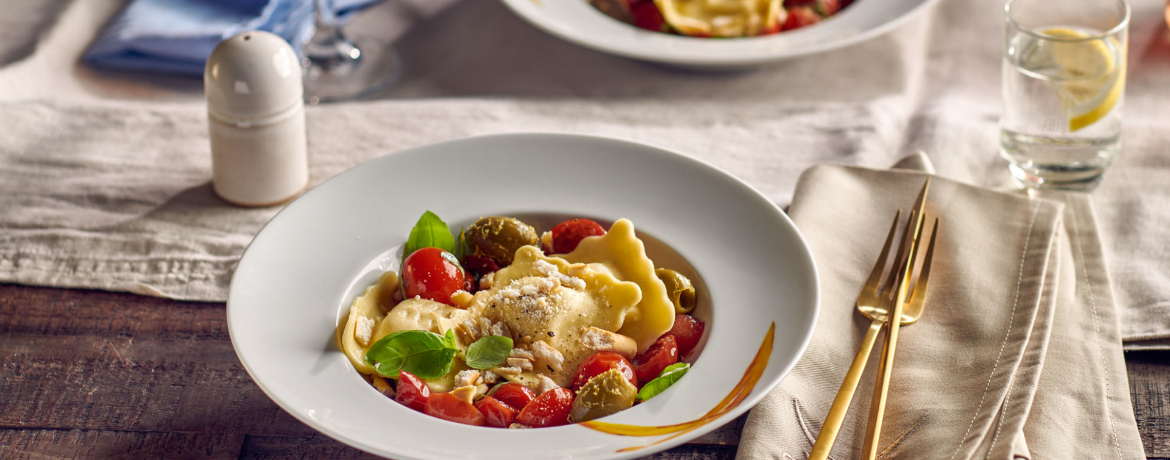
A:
[84,0,377,76]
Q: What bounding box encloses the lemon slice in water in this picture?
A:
[1030,27,1125,132]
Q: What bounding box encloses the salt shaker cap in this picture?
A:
[205,31,302,122]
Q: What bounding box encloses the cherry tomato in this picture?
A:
[669,315,705,358]
[782,6,821,31]
[551,219,607,254]
[490,382,536,411]
[402,247,464,305]
[630,1,666,32]
[395,371,430,412]
[424,392,486,426]
[572,352,637,391]
[516,388,574,427]
[475,396,517,428]
[634,335,679,383]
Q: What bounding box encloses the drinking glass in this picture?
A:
[301,0,401,104]
[1000,0,1129,190]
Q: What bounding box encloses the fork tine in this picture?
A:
[907,218,940,307]
[881,179,931,299]
[863,210,902,295]
[881,209,917,299]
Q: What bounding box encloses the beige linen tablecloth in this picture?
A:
[0,1,1167,338]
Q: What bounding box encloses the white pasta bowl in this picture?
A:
[498,0,938,67]
[227,133,819,459]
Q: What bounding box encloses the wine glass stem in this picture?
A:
[304,0,360,73]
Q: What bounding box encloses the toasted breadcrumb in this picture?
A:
[506,357,534,372]
[450,290,474,309]
[536,374,560,394]
[454,370,481,388]
[531,340,564,372]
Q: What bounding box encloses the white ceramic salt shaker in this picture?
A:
[205,31,308,207]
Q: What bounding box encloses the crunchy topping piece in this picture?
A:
[540,231,553,253]
[451,385,477,404]
[450,290,474,309]
[531,340,565,373]
[509,422,531,429]
[454,370,481,388]
[508,348,535,360]
[479,272,495,291]
[354,316,375,347]
[483,370,500,384]
[507,357,534,372]
[536,374,560,394]
[582,327,638,360]
[490,321,511,338]
[494,366,522,377]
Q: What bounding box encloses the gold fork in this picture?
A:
[862,214,939,460]
[808,179,931,460]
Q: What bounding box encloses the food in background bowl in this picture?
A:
[588,0,856,37]
[339,211,706,428]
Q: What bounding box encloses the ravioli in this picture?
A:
[339,271,399,375]
[560,218,676,352]
[470,246,642,387]
[654,0,783,37]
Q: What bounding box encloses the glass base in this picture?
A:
[1007,162,1107,191]
[302,36,401,104]
[1000,130,1119,192]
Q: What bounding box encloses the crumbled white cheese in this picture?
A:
[354,316,375,346]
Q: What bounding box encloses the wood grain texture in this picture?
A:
[1126,350,1170,458]
[2,283,1168,459]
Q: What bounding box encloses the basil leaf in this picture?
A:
[404,211,456,260]
[465,335,514,369]
[635,362,690,402]
[364,330,458,380]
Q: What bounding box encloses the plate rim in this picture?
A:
[496,0,942,67]
[226,132,821,459]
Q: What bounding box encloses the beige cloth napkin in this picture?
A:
[737,160,1144,459]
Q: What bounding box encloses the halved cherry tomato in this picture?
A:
[424,392,486,426]
[402,247,464,305]
[782,6,821,31]
[669,315,705,358]
[634,335,679,383]
[475,396,517,428]
[551,219,606,254]
[572,352,637,391]
[490,382,536,411]
[516,388,574,427]
[631,1,666,32]
[395,371,430,412]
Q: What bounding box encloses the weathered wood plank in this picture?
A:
[0,428,244,460]
[0,334,312,437]
[0,284,227,340]
[1126,350,1170,458]
[2,283,1169,460]
[236,434,740,460]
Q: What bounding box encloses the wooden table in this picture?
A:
[2,284,1166,459]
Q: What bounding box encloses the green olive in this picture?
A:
[656,268,696,314]
[570,368,637,423]
[463,216,539,266]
